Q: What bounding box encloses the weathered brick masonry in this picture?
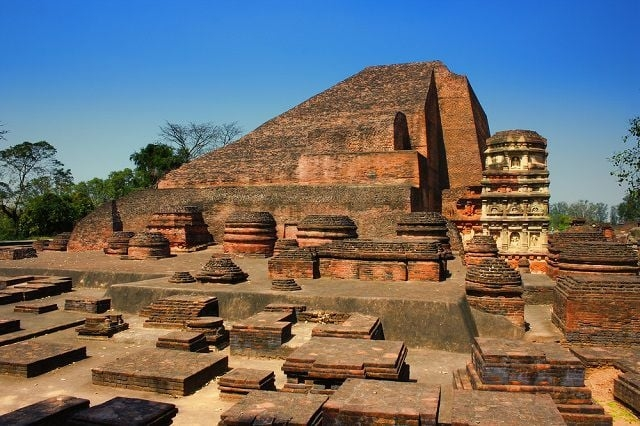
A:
[69,61,489,251]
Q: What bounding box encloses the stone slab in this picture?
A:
[0,340,86,377]
[0,395,89,426]
[323,378,440,425]
[14,302,58,314]
[614,372,640,414]
[311,313,384,339]
[450,390,565,425]
[92,348,228,396]
[67,396,177,426]
[219,391,327,425]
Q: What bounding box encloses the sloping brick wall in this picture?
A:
[69,185,416,251]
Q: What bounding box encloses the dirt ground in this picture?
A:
[0,249,638,424]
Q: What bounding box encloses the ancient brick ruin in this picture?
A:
[145,205,213,252]
[69,61,491,250]
[223,211,277,257]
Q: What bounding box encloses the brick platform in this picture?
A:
[316,240,445,282]
[553,275,640,344]
[92,348,228,396]
[0,319,20,335]
[142,295,219,328]
[311,312,384,339]
[65,297,111,314]
[465,337,611,425]
[0,395,90,425]
[230,311,293,356]
[451,390,565,425]
[145,205,214,253]
[0,246,37,260]
[14,302,58,314]
[218,368,277,398]
[185,316,229,348]
[13,282,61,298]
[219,391,327,425]
[614,372,640,414]
[268,248,319,279]
[156,331,209,352]
[282,337,409,393]
[76,313,129,338]
[67,396,178,426]
[323,378,440,425]
[263,303,307,319]
[223,211,277,257]
[0,340,86,377]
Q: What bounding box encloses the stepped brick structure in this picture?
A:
[463,234,499,266]
[125,232,171,260]
[311,313,384,340]
[460,337,611,425]
[45,232,71,251]
[156,331,209,352]
[103,231,135,255]
[323,379,440,425]
[552,275,640,344]
[552,241,639,278]
[195,255,249,283]
[167,271,196,284]
[268,248,319,279]
[272,238,299,256]
[229,311,294,356]
[185,317,229,348]
[142,295,219,328]
[316,240,445,282]
[223,211,277,256]
[145,205,213,252]
[69,61,491,250]
[76,313,129,338]
[396,211,453,258]
[546,222,607,279]
[465,258,525,328]
[296,215,358,247]
[218,368,277,398]
[219,391,327,425]
[271,278,302,291]
[282,337,409,394]
[479,130,550,273]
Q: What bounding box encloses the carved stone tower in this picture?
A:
[480,130,550,273]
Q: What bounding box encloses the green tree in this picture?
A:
[157,121,242,161]
[0,141,70,237]
[617,192,640,223]
[19,193,76,237]
[130,143,185,187]
[610,116,640,198]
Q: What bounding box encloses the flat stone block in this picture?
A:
[92,348,228,396]
[67,396,177,426]
[323,378,440,425]
[14,302,58,314]
[0,395,90,426]
[219,391,327,425]
[614,372,640,414]
[0,319,20,335]
[451,390,565,425]
[0,340,87,377]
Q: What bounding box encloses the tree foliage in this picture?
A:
[0,141,71,236]
[550,200,610,231]
[617,192,640,223]
[157,121,242,161]
[610,116,640,195]
[129,143,185,187]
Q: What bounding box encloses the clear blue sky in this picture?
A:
[1,1,638,207]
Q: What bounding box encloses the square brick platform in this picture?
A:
[451,390,565,425]
[323,378,440,425]
[92,348,228,396]
[282,337,409,393]
[0,395,90,425]
[67,396,178,426]
[614,372,640,414]
[156,331,209,352]
[0,319,20,335]
[311,313,384,340]
[65,297,111,314]
[0,340,86,377]
[219,391,327,425]
[230,311,293,356]
[218,368,277,398]
[14,302,58,314]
